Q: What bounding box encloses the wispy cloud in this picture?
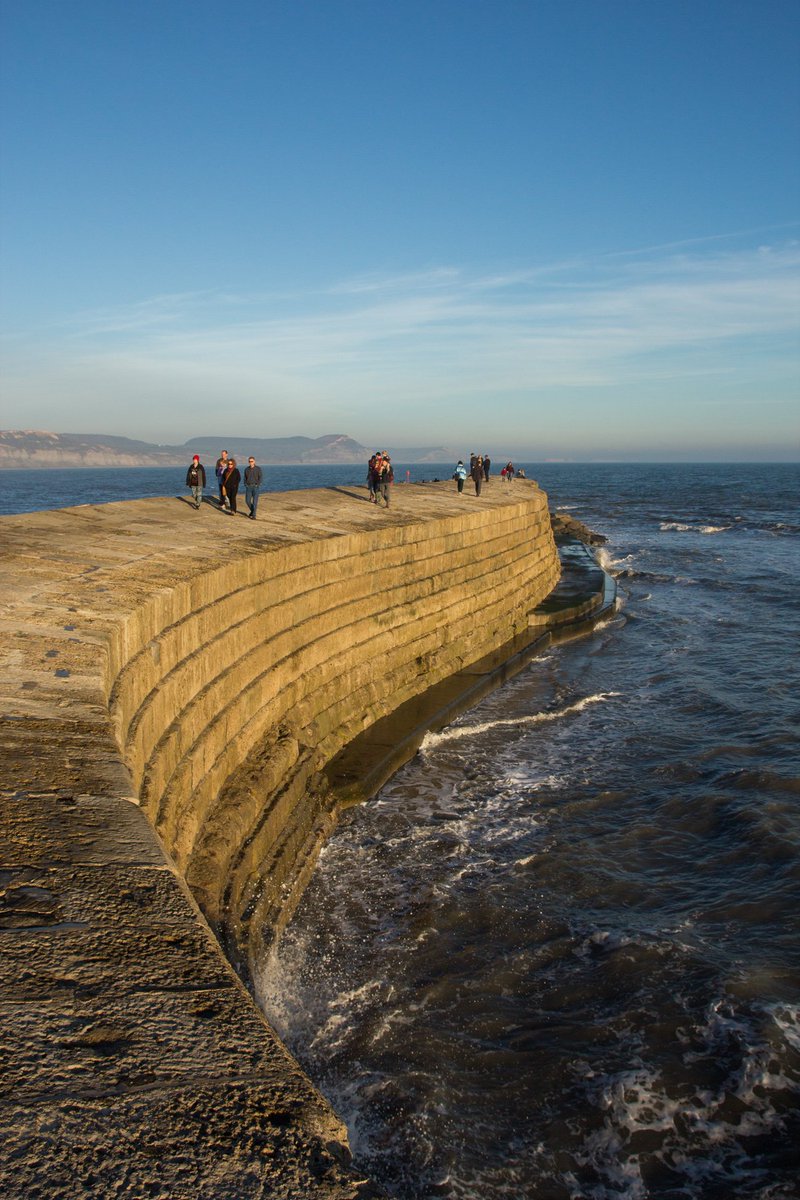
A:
[3,236,799,449]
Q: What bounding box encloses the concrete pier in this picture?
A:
[1,480,568,1198]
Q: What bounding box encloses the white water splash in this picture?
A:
[421,692,622,750]
[660,521,731,534]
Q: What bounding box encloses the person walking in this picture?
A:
[221,458,240,514]
[367,452,381,502]
[244,456,263,519]
[378,454,394,507]
[471,455,484,496]
[505,461,515,482]
[185,455,205,509]
[483,454,491,482]
[215,450,229,505]
[453,460,467,493]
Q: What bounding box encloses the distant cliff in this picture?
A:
[0,430,451,468]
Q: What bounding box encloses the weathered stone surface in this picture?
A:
[0,481,563,1196]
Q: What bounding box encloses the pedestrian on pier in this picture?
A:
[221,458,240,514]
[453,460,467,493]
[244,456,263,519]
[215,450,229,505]
[185,455,206,509]
[367,452,381,502]
[378,454,394,507]
[471,455,484,496]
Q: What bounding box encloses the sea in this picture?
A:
[3,462,799,1199]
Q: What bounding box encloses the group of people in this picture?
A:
[367,452,394,507]
[185,449,263,518]
[186,447,525,515]
[451,455,523,495]
[453,453,492,495]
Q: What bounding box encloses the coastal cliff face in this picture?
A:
[0,481,559,1197]
[0,430,450,468]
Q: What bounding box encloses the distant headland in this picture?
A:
[0,430,452,469]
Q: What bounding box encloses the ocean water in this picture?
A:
[249,463,799,1200]
[0,462,451,515]
[6,462,799,1198]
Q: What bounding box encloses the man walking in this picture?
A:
[244,456,263,519]
[185,454,205,509]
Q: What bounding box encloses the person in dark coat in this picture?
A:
[221,459,241,514]
[243,456,263,519]
[378,454,394,507]
[215,450,229,505]
[471,455,483,496]
[185,455,206,509]
[483,454,491,482]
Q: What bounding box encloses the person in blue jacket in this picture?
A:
[453,460,467,493]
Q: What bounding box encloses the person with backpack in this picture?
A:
[453,460,467,493]
[185,455,206,509]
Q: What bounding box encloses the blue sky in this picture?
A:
[1,0,798,460]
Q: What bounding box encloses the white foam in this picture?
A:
[659,521,731,535]
[597,548,634,573]
[421,692,622,750]
[771,1003,800,1053]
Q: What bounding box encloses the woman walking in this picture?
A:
[221,458,241,514]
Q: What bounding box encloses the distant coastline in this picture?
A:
[0,430,452,469]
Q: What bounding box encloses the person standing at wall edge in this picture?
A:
[244,456,263,519]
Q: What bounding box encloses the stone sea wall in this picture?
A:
[0,481,560,1198]
[107,484,559,973]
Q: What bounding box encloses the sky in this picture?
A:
[1,0,798,461]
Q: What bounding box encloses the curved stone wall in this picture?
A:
[0,480,560,1196]
[101,483,559,971]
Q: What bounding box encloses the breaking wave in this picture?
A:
[420,692,622,749]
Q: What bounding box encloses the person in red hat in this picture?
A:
[185,454,206,509]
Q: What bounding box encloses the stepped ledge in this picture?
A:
[0,480,612,1198]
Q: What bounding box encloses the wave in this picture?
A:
[421,692,622,750]
[660,521,732,534]
[596,548,634,573]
